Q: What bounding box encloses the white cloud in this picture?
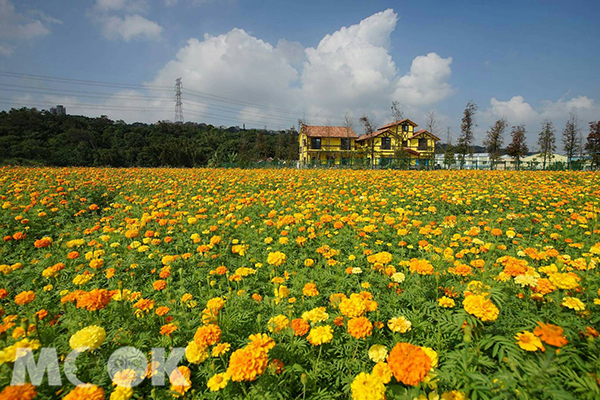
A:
[393,52,454,106]
[486,96,538,123]
[150,29,300,123]
[0,0,61,55]
[90,0,163,42]
[13,9,456,128]
[101,14,163,41]
[478,94,600,149]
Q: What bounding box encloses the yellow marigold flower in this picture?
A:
[562,296,585,311]
[515,331,545,352]
[212,343,231,357]
[307,325,333,346]
[421,347,439,369]
[185,341,209,364]
[438,296,456,308]
[63,384,105,400]
[351,372,386,400]
[69,326,106,351]
[368,344,388,363]
[206,297,225,312]
[304,258,315,267]
[387,316,412,333]
[267,315,290,333]
[463,294,499,322]
[391,272,405,283]
[549,272,580,290]
[301,307,329,324]
[110,385,133,400]
[207,372,230,392]
[0,338,41,364]
[339,294,367,318]
[347,317,373,339]
[371,361,392,384]
[267,251,287,266]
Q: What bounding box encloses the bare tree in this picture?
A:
[506,124,529,169]
[457,101,478,167]
[425,110,440,137]
[483,118,507,168]
[391,100,405,146]
[562,111,579,170]
[344,112,354,133]
[537,119,556,169]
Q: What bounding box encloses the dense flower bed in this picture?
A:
[0,167,599,399]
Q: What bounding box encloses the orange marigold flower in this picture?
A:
[291,318,310,336]
[387,342,431,386]
[155,306,170,316]
[76,289,112,311]
[193,324,221,347]
[0,382,37,400]
[153,280,167,291]
[14,291,36,305]
[347,317,373,339]
[160,323,178,336]
[226,345,269,382]
[67,251,80,259]
[169,366,191,396]
[302,283,319,297]
[409,259,434,275]
[63,384,105,400]
[533,322,568,347]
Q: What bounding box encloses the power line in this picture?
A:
[0,69,358,124]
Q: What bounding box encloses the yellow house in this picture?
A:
[355,119,440,166]
[299,125,358,166]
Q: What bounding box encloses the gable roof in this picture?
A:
[409,129,441,141]
[302,125,357,138]
[379,118,419,130]
[356,127,391,142]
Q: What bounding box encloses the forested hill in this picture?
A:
[0,108,299,167]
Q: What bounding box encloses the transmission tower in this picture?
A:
[174,77,183,123]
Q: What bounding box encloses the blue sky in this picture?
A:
[1,0,599,147]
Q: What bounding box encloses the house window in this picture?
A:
[311,138,321,149]
[381,137,391,150]
[340,138,351,150]
[418,138,428,150]
[402,140,408,147]
[402,125,409,132]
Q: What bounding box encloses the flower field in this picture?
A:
[1,167,600,400]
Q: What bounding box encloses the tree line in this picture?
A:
[443,101,600,169]
[0,108,299,167]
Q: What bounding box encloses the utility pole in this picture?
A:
[446,127,452,145]
[174,77,184,123]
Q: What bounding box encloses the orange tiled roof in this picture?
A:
[356,128,390,142]
[409,129,441,141]
[303,125,357,138]
[379,118,419,130]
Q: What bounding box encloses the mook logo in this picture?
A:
[10,346,188,388]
